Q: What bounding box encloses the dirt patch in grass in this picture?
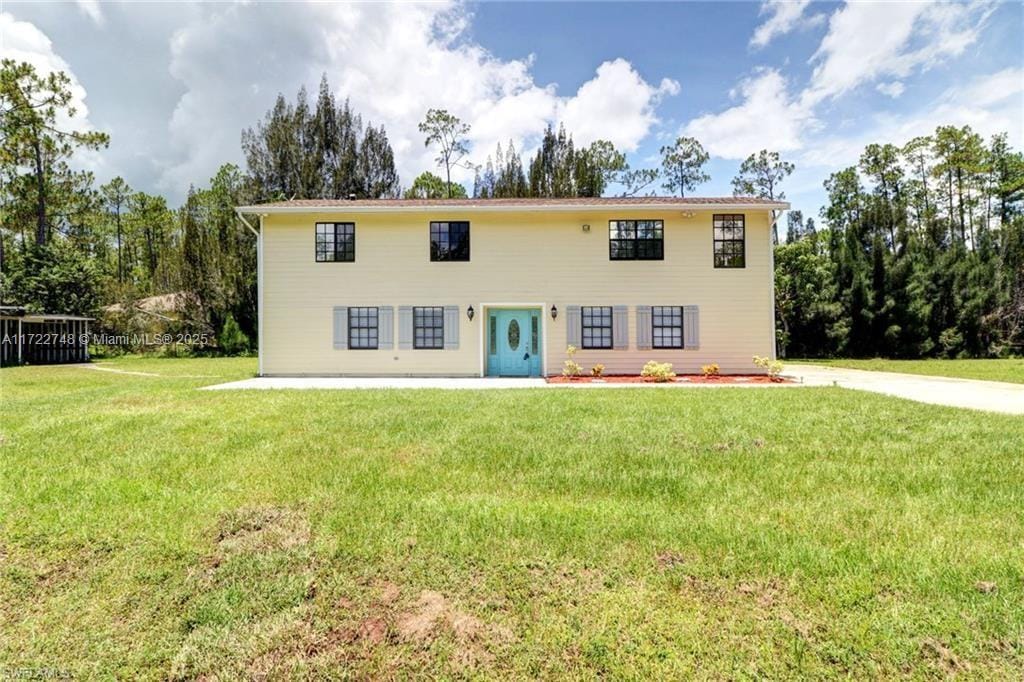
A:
[174,557,516,679]
[921,637,969,675]
[215,506,311,554]
[356,617,388,645]
[376,580,401,605]
[389,589,511,669]
[704,438,771,454]
[396,590,451,641]
[2,542,114,600]
[655,550,687,570]
[173,581,515,678]
[671,575,821,644]
[395,589,488,643]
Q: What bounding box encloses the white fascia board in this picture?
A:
[236,202,790,215]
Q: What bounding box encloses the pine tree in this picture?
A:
[101,177,131,284]
[659,136,710,197]
[242,75,396,201]
[358,125,400,198]
[785,210,804,243]
[0,59,109,247]
[731,150,794,244]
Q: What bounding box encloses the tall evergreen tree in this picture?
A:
[785,210,804,243]
[100,177,131,284]
[241,75,396,201]
[358,125,400,198]
[0,59,109,247]
[418,109,471,198]
[778,125,1024,359]
[659,136,710,197]
[731,149,794,244]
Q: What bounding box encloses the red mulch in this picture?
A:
[545,374,793,384]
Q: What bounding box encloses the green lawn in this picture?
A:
[2,357,1022,678]
[794,357,1024,384]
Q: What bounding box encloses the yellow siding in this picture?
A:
[260,209,775,376]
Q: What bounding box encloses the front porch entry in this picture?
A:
[486,308,542,377]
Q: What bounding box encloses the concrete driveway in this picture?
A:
[788,364,1024,415]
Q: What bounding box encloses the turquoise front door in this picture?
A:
[487,309,542,377]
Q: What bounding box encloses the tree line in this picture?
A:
[776,127,1023,358]
[1,57,1021,358]
[0,65,407,350]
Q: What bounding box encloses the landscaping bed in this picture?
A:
[546,374,793,384]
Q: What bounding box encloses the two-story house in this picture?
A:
[234,197,787,377]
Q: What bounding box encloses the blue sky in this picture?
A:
[2,1,1022,221]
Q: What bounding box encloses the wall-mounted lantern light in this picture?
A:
[582,224,591,232]
[467,305,475,321]
[550,304,558,320]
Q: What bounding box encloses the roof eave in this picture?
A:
[237,201,790,215]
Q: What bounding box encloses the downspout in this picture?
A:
[769,210,782,361]
[236,210,264,377]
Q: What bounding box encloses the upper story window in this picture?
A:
[413,306,444,349]
[348,307,378,349]
[609,220,664,260]
[713,214,745,268]
[430,221,470,261]
[652,306,683,349]
[581,306,613,349]
[315,222,355,262]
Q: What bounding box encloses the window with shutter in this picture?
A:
[413,307,444,349]
[652,306,683,348]
[581,307,612,349]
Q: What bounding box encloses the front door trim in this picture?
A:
[478,302,547,377]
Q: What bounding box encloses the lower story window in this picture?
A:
[414,306,444,349]
[582,306,612,349]
[348,307,378,349]
[653,306,683,348]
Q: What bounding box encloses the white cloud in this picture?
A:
[947,67,1024,109]
[557,59,679,152]
[158,2,677,192]
[799,67,1024,170]
[75,0,104,27]
[684,0,1001,164]
[876,81,905,99]
[750,0,824,50]
[0,12,94,133]
[801,0,994,106]
[683,68,813,159]
[683,0,1009,219]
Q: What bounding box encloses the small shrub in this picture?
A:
[590,363,605,378]
[218,314,250,355]
[752,355,784,380]
[641,360,676,382]
[562,345,583,378]
[701,363,720,378]
[939,327,964,357]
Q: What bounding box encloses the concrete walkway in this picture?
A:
[787,364,1024,415]
[202,376,548,390]
[201,376,796,391]
[202,367,1024,415]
